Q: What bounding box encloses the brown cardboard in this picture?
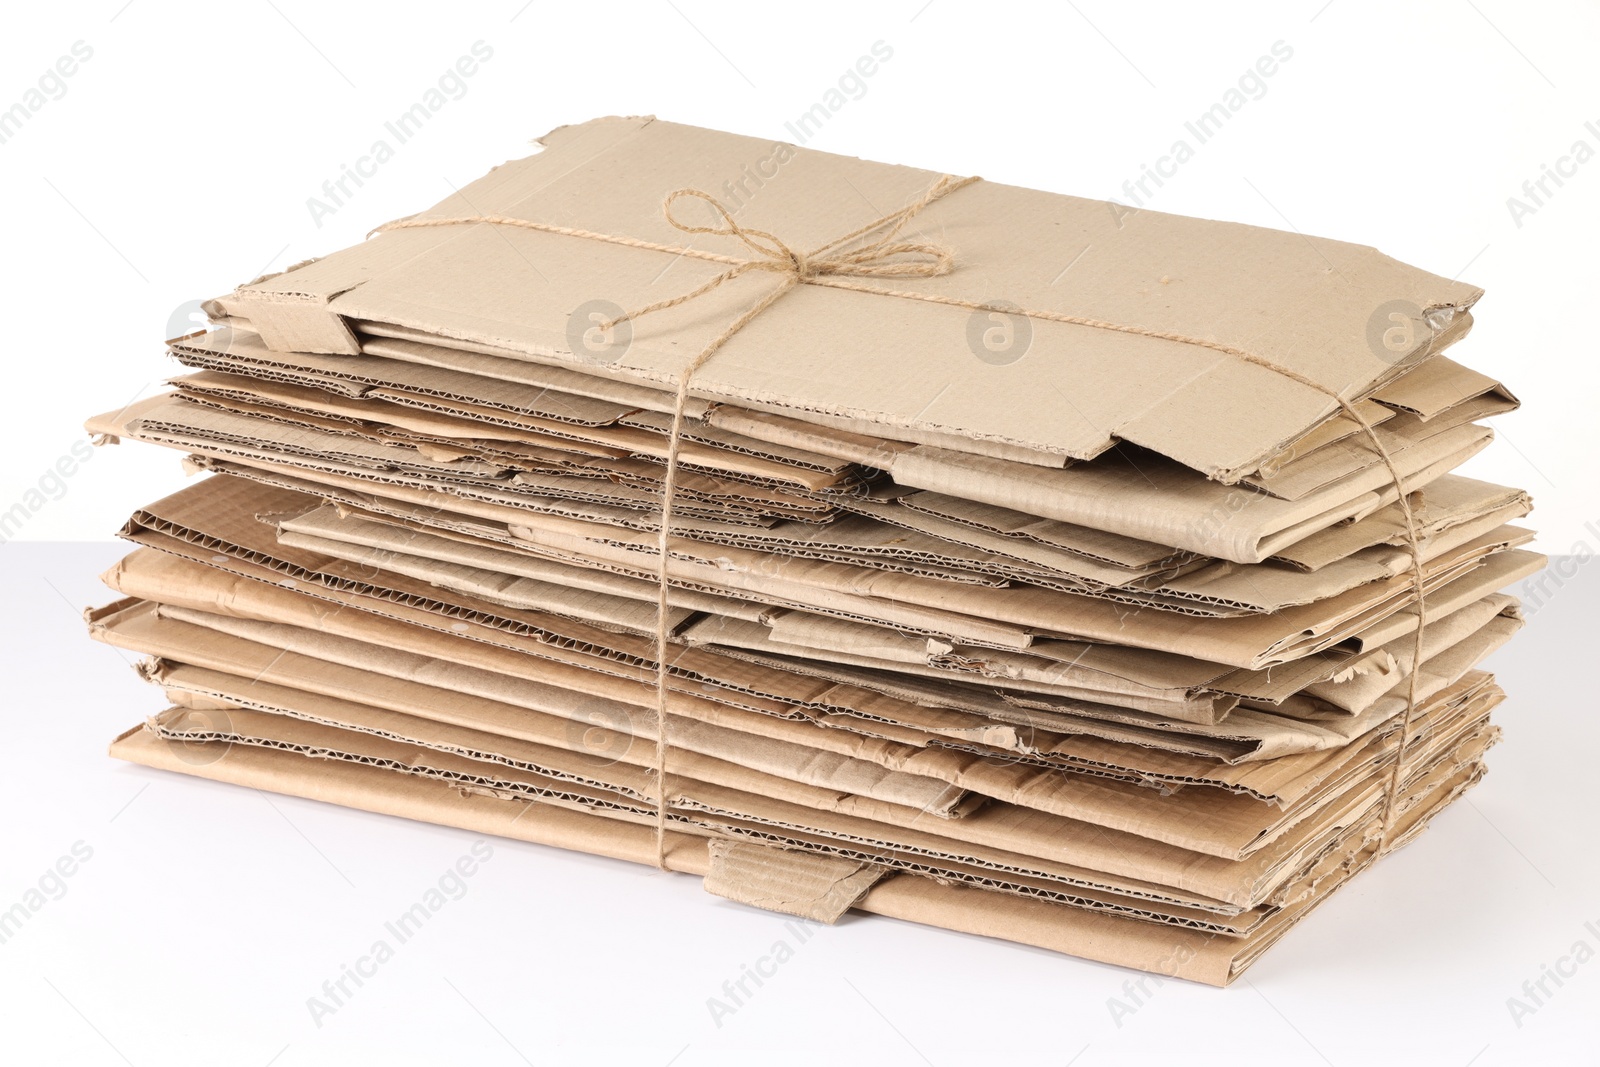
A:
[168,337,853,491]
[703,405,1496,563]
[106,708,1490,984]
[152,630,1494,867]
[94,381,1502,570]
[98,546,1430,804]
[89,576,1504,869]
[107,494,1516,772]
[1270,474,1532,571]
[119,473,1536,717]
[125,665,1483,918]
[175,351,1510,601]
[702,840,887,924]
[1240,408,1513,501]
[1269,595,1520,716]
[218,117,1483,485]
[97,604,973,817]
[440,502,1542,668]
[121,392,831,525]
[1369,355,1518,420]
[76,114,1542,983]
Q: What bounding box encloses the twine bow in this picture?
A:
[596,176,979,367]
[371,172,1432,871]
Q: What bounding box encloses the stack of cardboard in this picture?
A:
[82,117,1541,985]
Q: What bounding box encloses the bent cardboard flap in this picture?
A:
[226,116,1482,481]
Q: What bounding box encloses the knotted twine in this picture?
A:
[374,176,1431,869]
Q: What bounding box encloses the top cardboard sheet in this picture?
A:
[221,116,1483,482]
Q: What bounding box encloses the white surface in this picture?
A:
[2,542,1596,1065]
[3,1,1598,1063]
[0,0,1595,550]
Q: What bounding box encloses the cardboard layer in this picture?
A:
[166,352,855,491]
[219,116,1484,484]
[156,462,1517,724]
[125,670,1490,918]
[96,376,1506,567]
[99,544,1511,821]
[106,477,1525,761]
[92,586,1500,870]
[107,716,1490,985]
[311,485,1540,669]
[706,406,1499,563]
[167,334,1525,595]
[157,387,1535,620]
[90,550,1510,876]
[99,545,1485,806]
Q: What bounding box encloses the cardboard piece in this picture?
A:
[90,564,1504,868]
[702,840,888,924]
[108,709,1488,985]
[218,116,1484,484]
[105,473,1522,757]
[98,546,1471,807]
[78,115,1542,983]
[122,653,1488,920]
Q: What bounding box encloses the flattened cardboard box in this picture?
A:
[214,116,1483,485]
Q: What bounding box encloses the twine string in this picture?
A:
[612,175,978,868]
[372,174,1430,868]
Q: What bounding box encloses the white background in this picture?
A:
[1,2,1596,1064]
[2,0,1597,552]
